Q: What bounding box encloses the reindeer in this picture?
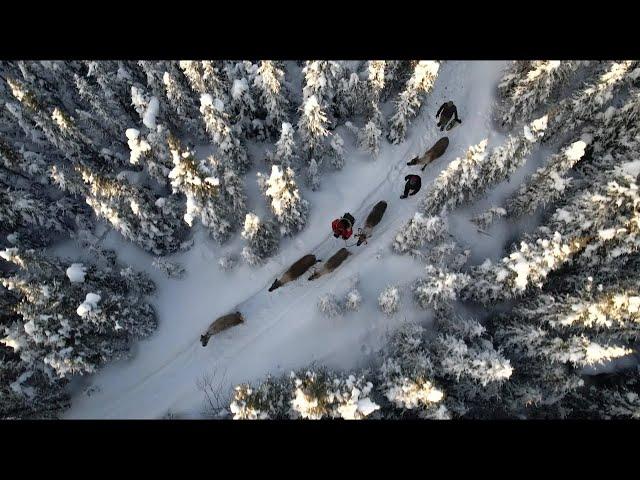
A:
[200,311,244,347]
[269,254,321,292]
[407,137,449,171]
[355,201,388,246]
[308,248,351,281]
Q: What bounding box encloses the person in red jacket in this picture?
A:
[332,213,355,240]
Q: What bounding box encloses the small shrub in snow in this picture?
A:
[379,285,401,316]
[328,133,345,169]
[152,257,186,279]
[317,293,342,318]
[218,254,239,272]
[471,207,507,230]
[343,289,362,312]
[307,158,321,191]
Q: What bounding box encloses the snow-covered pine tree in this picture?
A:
[413,264,471,318]
[431,315,512,417]
[257,164,309,236]
[543,60,640,145]
[420,116,547,217]
[253,61,290,138]
[161,67,207,141]
[0,246,156,380]
[12,61,66,109]
[86,60,142,119]
[178,61,207,95]
[241,212,280,266]
[503,140,587,219]
[267,122,297,169]
[366,60,386,106]
[228,70,258,138]
[297,94,330,161]
[357,102,384,157]
[497,60,581,128]
[497,250,640,419]
[125,126,174,187]
[387,61,439,144]
[0,186,73,248]
[5,77,94,165]
[199,94,251,174]
[380,60,415,102]
[0,134,47,183]
[566,378,640,420]
[229,374,292,419]
[136,61,185,133]
[229,367,380,420]
[166,137,221,227]
[474,115,547,190]
[461,161,640,305]
[334,72,362,120]
[180,60,227,102]
[75,164,186,255]
[392,213,446,254]
[137,61,169,103]
[201,61,229,101]
[167,136,247,242]
[74,73,131,145]
[378,322,449,419]
[301,61,342,105]
[497,61,534,100]
[0,351,70,419]
[579,88,640,174]
[3,101,49,150]
[288,369,379,420]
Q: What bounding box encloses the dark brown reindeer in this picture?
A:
[269,254,321,292]
[407,137,449,171]
[308,248,351,281]
[200,312,244,347]
[356,201,388,246]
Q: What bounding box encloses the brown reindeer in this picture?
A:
[308,248,351,281]
[269,254,321,292]
[407,137,449,171]
[200,312,244,347]
[356,201,388,246]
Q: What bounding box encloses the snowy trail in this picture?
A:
[63,61,507,419]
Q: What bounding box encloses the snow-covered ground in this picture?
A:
[54,61,532,419]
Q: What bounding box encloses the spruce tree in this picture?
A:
[387,61,439,144]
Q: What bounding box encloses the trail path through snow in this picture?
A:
[61,61,507,419]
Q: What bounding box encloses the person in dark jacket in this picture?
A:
[332,213,355,240]
[400,174,422,199]
[436,101,462,131]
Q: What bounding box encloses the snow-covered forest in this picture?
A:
[0,60,639,420]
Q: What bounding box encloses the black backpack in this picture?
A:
[342,213,355,227]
